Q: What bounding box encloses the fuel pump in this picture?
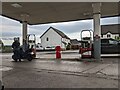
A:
[27,34,36,58]
[79,30,94,59]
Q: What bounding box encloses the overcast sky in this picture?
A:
[0,15,119,45]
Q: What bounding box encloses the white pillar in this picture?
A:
[92,3,101,60]
[21,14,29,45]
[22,21,28,44]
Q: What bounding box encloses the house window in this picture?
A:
[46,37,49,41]
[107,34,111,38]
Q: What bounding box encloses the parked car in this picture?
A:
[45,46,55,51]
[79,38,120,54]
[101,38,120,54]
[36,44,44,51]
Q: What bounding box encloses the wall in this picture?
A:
[61,38,70,49]
[41,28,63,48]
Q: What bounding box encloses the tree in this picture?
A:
[0,40,4,51]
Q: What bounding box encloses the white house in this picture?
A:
[101,24,120,40]
[40,27,70,49]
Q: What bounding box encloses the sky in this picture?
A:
[0,15,119,45]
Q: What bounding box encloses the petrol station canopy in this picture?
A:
[2,2,119,25]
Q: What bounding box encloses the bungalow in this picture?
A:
[101,24,120,40]
[70,39,81,50]
[40,27,71,50]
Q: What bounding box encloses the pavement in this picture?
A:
[0,51,119,88]
[37,50,81,60]
[37,50,120,59]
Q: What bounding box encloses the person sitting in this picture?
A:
[12,38,21,61]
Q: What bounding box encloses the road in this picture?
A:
[0,52,119,88]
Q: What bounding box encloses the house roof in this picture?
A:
[101,24,120,35]
[70,39,80,45]
[40,27,70,39]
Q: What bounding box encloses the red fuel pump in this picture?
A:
[79,30,94,59]
[55,46,61,59]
